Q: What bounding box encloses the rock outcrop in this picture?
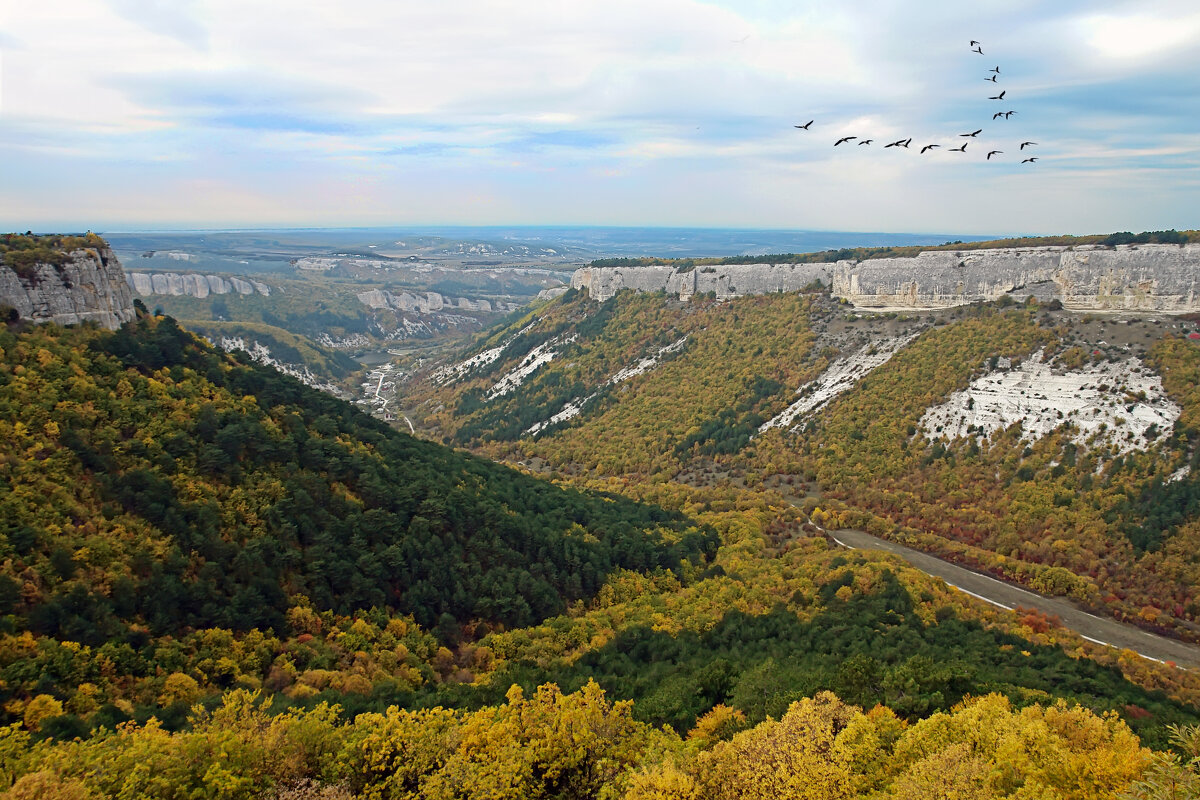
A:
[356,289,494,314]
[126,272,271,298]
[572,244,1200,312]
[1,247,136,329]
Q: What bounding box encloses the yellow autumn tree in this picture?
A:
[695,692,858,800]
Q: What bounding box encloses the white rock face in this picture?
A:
[572,244,1200,312]
[572,263,832,302]
[920,350,1179,455]
[125,272,271,298]
[1,248,136,329]
[760,332,922,432]
[537,286,569,301]
[356,289,485,314]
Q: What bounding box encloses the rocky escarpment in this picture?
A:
[572,244,1200,312]
[126,272,271,298]
[1,247,136,329]
[356,289,501,314]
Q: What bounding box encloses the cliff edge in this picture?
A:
[572,243,1200,313]
[1,234,136,329]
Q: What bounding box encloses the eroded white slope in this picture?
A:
[431,322,537,385]
[488,335,576,399]
[760,332,921,432]
[920,349,1179,454]
[525,336,689,436]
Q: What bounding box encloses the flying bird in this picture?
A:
[986,75,998,82]
[920,144,940,154]
[1020,141,1037,149]
[858,139,873,145]
[973,46,984,54]
[903,138,912,148]
[993,112,1005,120]
[970,40,980,46]
[989,67,1000,74]
[794,120,813,129]
[987,150,1002,160]
[961,129,982,137]
[1022,157,1038,163]
[950,143,968,152]
[1004,111,1016,119]
[989,90,1006,100]
[834,136,857,146]
[884,139,905,148]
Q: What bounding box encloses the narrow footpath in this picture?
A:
[828,528,1200,670]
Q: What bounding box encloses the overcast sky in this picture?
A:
[1,0,1198,234]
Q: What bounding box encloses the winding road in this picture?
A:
[828,528,1200,670]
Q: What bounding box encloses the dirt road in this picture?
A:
[829,528,1200,670]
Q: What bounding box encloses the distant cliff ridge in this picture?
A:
[356,289,497,314]
[126,272,271,298]
[572,243,1200,312]
[0,246,136,329]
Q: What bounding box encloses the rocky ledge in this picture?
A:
[1,246,136,329]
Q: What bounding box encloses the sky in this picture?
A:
[1,0,1198,235]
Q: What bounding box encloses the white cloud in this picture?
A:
[0,0,1197,231]
[1080,10,1200,63]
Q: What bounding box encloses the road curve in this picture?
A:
[829,528,1200,670]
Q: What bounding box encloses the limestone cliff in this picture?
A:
[125,272,271,298]
[1,246,136,329]
[572,243,1200,312]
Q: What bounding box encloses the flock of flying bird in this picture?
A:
[795,40,1039,164]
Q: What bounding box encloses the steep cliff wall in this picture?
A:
[571,263,832,301]
[126,272,271,298]
[572,244,1200,312]
[0,247,136,329]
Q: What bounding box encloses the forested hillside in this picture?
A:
[0,310,715,731]
[402,287,1200,642]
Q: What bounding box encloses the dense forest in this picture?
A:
[0,308,720,734]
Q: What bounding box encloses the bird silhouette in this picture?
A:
[987,150,1002,160]
[989,67,1000,74]
[993,112,1004,120]
[920,144,940,154]
[950,143,968,152]
[858,139,873,145]
[902,138,912,148]
[1004,111,1016,119]
[1020,141,1037,149]
[834,136,857,146]
[794,120,813,130]
[989,90,1006,100]
[884,139,906,148]
[1022,157,1038,163]
[961,129,982,137]
[973,46,984,54]
[970,40,980,47]
[986,75,998,82]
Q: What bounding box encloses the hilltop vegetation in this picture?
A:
[0,233,108,279]
[0,680,1153,799]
